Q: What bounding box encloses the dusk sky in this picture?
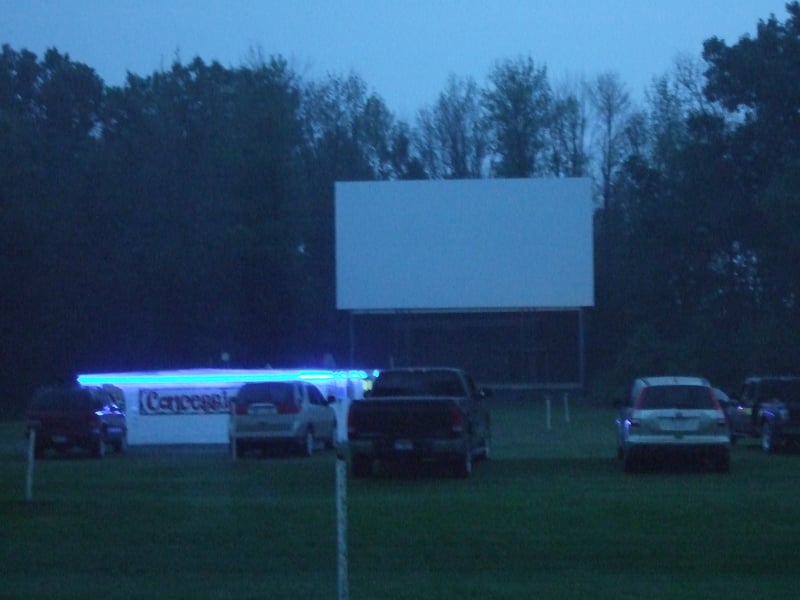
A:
[2,1,790,118]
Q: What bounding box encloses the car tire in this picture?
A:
[454,447,473,478]
[300,429,314,457]
[761,421,779,454]
[113,431,128,453]
[479,436,491,461]
[93,436,106,459]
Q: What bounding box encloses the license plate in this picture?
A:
[394,439,413,451]
[664,419,697,432]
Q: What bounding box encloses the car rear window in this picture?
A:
[639,385,715,410]
[237,382,297,407]
[371,370,464,397]
[31,389,92,411]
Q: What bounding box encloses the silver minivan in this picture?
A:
[229,381,336,458]
[616,376,731,472]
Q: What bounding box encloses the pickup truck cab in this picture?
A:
[347,367,491,478]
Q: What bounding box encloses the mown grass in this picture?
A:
[2,398,799,599]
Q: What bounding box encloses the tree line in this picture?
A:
[1,3,799,413]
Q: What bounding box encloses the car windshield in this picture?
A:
[640,385,714,410]
[31,388,91,411]
[237,382,296,407]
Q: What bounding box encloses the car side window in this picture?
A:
[740,383,754,407]
[306,384,326,406]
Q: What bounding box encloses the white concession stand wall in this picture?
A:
[77,368,368,446]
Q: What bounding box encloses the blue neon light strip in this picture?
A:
[77,368,369,387]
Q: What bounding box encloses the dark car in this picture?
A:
[26,385,127,458]
[727,376,800,452]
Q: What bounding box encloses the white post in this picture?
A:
[25,429,36,502]
[545,394,552,431]
[563,392,571,424]
[336,446,349,600]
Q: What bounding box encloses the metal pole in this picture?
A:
[25,429,36,502]
[563,392,571,424]
[336,446,349,600]
[348,312,355,368]
[545,394,552,431]
[578,308,586,389]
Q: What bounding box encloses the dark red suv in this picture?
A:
[26,385,127,458]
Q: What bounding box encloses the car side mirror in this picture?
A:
[326,395,336,406]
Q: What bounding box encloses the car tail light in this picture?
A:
[450,407,464,433]
[233,402,249,415]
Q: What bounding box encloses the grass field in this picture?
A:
[2,397,799,599]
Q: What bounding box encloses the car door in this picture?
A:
[728,382,757,436]
[305,383,335,441]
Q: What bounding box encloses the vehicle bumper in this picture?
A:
[624,436,730,459]
[348,437,467,459]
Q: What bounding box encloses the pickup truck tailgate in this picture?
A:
[349,398,461,437]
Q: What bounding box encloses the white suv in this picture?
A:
[616,376,731,472]
[229,381,336,458]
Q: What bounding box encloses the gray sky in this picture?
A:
[1,0,790,118]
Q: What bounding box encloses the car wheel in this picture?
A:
[454,447,473,478]
[351,455,371,478]
[479,436,491,461]
[234,440,246,458]
[113,431,128,453]
[93,436,107,459]
[300,429,314,457]
[761,421,779,454]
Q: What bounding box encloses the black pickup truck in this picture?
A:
[346,367,491,478]
[725,376,800,452]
